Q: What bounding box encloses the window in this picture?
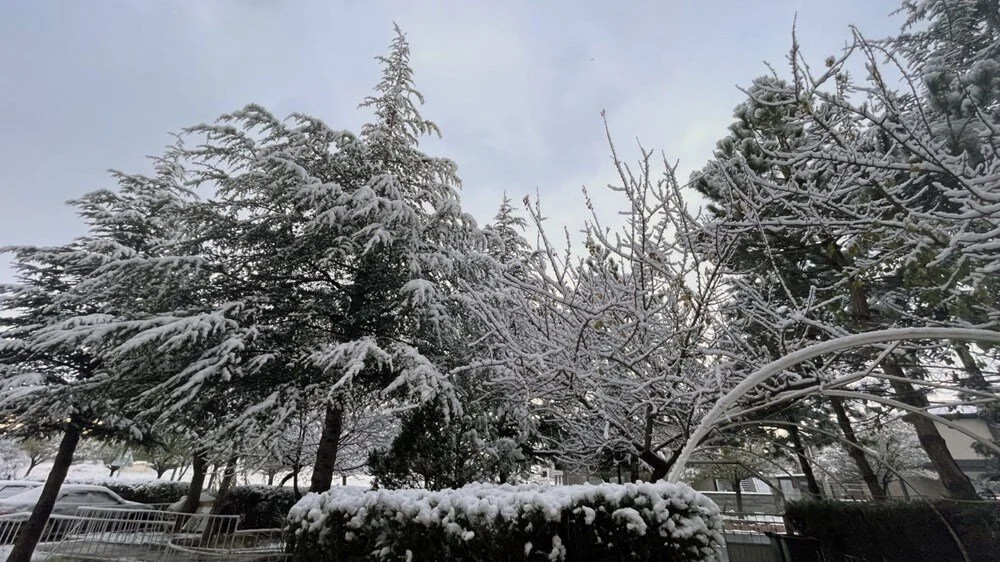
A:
[83,491,118,504]
[0,485,30,499]
[60,492,90,503]
[61,490,118,504]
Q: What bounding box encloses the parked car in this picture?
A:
[0,485,156,545]
[0,481,42,500]
[0,484,152,516]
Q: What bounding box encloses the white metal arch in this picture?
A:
[667,327,1000,482]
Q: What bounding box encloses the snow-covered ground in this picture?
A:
[20,460,374,489]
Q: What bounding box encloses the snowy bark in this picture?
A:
[883,360,980,500]
[175,450,208,521]
[830,397,886,500]
[788,425,822,500]
[7,422,81,562]
[310,405,344,493]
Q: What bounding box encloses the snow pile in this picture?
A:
[287,481,722,561]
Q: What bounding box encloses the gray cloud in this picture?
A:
[0,0,902,282]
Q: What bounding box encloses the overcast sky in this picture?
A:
[0,1,904,284]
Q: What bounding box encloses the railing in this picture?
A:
[0,512,89,546]
[719,513,787,562]
[721,512,786,541]
[1,507,288,561]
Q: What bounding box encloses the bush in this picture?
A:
[286,482,722,561]
[216,485,300,529]
[785,499,1000,562]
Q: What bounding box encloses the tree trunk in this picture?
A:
[830,397,887,500]
[209,457,238,515]
[155,467,168,479]
[267,472,275,486]
[789,425,822,499]
[278,471,295,487]
[900,478,911,500]
[628,454,640,483]
[885,360,981,500]
[341,474,348,486]
[176,451,208,513]
[953,342,989,391]
[8,423,82,562]
[732,479,744,513]
[22,459,39,478]
[640,450,669,482]
[639,447,681,482]
[833,252,980,500]
[310,405,344,493]
[201,456,239,543]
[205,463,218,492]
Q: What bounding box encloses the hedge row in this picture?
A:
[287,482,723,561]
[785,499,1000,562]
[216,485,300,529]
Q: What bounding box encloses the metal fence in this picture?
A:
[719,513,786,562]
[0,507,288,561]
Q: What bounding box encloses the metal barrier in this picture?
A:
[720,513,786,562]
[0,512,89,546]
[1,507,288,561]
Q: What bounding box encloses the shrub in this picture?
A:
[286,482,722,561]
[216,485,300,529]
[785,499,1000,562]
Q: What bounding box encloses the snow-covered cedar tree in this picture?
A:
[0,26,496,559]
[0,146,205,560]
[367,386,528,490]
[33,26,496,504]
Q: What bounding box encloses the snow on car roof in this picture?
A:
[0,484,122,503]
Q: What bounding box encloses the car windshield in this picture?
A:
[0,487,44,503]
[0,487,122,504]
[0,485,36,499]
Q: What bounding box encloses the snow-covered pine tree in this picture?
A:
[302,26,484,491]
[45,27,489,499]
[690,75,898,499]
[0,147,202,561]
[692,1,1000,499]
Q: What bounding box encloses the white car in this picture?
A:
[0,481,42,500]
[0,484,151,516]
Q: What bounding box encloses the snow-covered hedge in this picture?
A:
[216,485,300,529]
[286,482,722,561]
